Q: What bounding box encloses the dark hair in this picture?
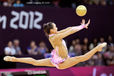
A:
[43,22,54,35]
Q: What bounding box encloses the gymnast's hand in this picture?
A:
[81,19,90,29]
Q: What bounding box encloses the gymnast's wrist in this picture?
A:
[80,24,86,29]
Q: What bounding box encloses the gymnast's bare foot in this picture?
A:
[3,56,16,62]
[96,42,107,52]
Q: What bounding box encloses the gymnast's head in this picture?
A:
[43,22,58,35]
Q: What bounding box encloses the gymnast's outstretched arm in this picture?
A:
[56,19,90,39]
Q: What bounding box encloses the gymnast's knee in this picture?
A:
[28,58,38,66]
[75,55,87,62]
[79,55,90,62]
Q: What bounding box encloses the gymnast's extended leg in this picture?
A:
[57,42,107,69]
[4,56,55,67]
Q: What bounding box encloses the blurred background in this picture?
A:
[0,0,114,76]
[0,0,114,7]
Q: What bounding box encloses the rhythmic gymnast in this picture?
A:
[4,19,107,69]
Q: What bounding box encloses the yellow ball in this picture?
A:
[76,5,87,16]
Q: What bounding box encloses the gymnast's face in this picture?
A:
[50,23,58,34]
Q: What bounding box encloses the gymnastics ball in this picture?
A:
[76,5,87,16]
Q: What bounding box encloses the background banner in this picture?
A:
[0,66,113,76]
